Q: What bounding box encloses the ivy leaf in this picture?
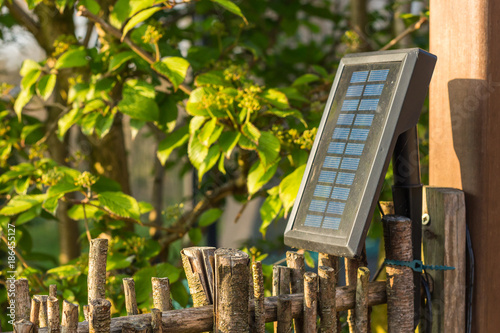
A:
[108,51,137,72]
[260,89,289,109]
[55,48,88,69]
[210,0,248,24]
[157,126,189,165]
[152,57,190,90]
[122,7,162,40]
[247,161,278,196]
[118,79,159,121]
[36,74,57,100]
[259,194,282,238]
[219,131,240,158]
[98,191,140,220]
[257,132,280,167]
[0,194,47,216]
[279,165,306,214]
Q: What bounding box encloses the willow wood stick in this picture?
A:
[151,309,162,333]
[151,278,172,311]
[88,239,108,304]
[47,297,60,333]
[180,247,215,307]
[15,279,31,321]
[83,306,89,322]
[345,247,368,333]
[286,251,305,333]
[355,267,370,333]
[303,272,318,332]
[13,282,387,333]
[34,296,48,328]
[318,254,340,333]
[14,320,34,333]
[273,265,291,332]
[49,285,57,298]
[61,301,78,333]
[319,266,337,333]
[251,261,265,333]
[30,298,40,333]
[89,299,111,333]
[277,295,293,333]
[123,278,138,316]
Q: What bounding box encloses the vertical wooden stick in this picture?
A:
[383,215,414,332]
[34,296,48,328]
[181,247,215,307]
[14,319,34,333]
[286,251,305,333]
[214,248,250,332]
[123,278,138,316]
[49,285,57,298]
[151,277,172,311]
[251,261,265,333]
[83,305,89,322]
[134,325,147,333]
[277,295,293,333]
[151,308,163,333]
[303,272,318,332]
[319,253,341,333]
[15,279,31,321]
[47,297,60,333]
[30,298,40,333]
[89,299,111,333]
[88,238,108,304]
[61,301,78,333]
[345,247,368,333]
[273,265,291,332]
[121,323,134,333]
[355,267,370,333]
[319,266,337,333]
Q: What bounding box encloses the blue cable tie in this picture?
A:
[384,259,455,273]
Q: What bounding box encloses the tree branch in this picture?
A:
[4,0,40,37]
[380,16,428,51]
[77,6,192,95]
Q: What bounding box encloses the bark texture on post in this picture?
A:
[277,295,293,333]
[151,309,162,333]
[30,298,40,333]
[34,296,48,328]
[83,306,89,322]
[61,301,78,333]
[88,239,108,304]
[47,297,60,333]
[355,267,370,333]
[303,272,318,333]
[180,247,215,307]
[286,251,305,333]
[251,261,265,333]
[49,285,57,298]
[319,266,337,333]
[123,278,138,316]
[89,299,111,333]
[345,247,368,333]
[15,279,31,321]
[151,277,172,311]
[213,248,250,333]
[14,320,34,333]
[383,215,413,332]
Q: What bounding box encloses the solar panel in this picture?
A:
[284,48,436,257]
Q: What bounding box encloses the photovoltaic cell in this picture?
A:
[333,128,350,140]
[354,114,374,126]
[341,100,359,111]
[314,185,332,198]
[368,69,389,81]
[337,114,355,125]
[345,143,364,156]
[319,171,336,183]
[323,156,341,168]
[350,129,369,141]
[358,99,379,111]
[304,215,322,227]
[341,157,360,170]
[327,201,345,215]
[331,187,350,200]
[346,85,364,97]
[363,84,384,96]
[336,172,355,185]
[322,217,341,230]
[328,142,345,154]
[309,200,327,212]
[350,71,369,83]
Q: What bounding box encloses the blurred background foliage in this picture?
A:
[0,0,429,330]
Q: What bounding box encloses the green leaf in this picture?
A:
[157,126,189,165]
[238,135,257,150]
[261,89,289,109]
[186,87,213,117]
[292,73,320,86]
[241,122,261,143]
[55,48,88,69]
[110,0,155,28]
[152,57,190,90]
[195,71,232,87]
[0,194,46,216]
[36,74,57,100]
[158,97,178,133]
[304,251,315,268]
[21,68,40,90]
[198,144,221,181]
[16,206,41,226]
[188,227,203,244]
[122,7,162,39]
[80,0,100,15]
[138,201,153,214]
[189,116,207,134]
[188,131,209,169]
[156,262,181,283]
[98,191,140,220]
[108,51,136,72]
[312,65,329,78]
[118,79,159,121]
[81,112,100,136]
[257,132,280,167]
[107,253,131,271]
[20,59,40,76]
[67,204,101,220]
[279,165,306,213]
[219,131,240,158]
[47,265,81,278]
[47,181,80,198]
[14,88,34,121]
[134,266,155,304]
[58,108,82,140]
[210,0,247,24]
[259,194,282,238]
[199,208,223,227]
[14,177,30,195]
[198,118,221,147]
[247,161,278,195]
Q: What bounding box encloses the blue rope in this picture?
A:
[384,259,455,273]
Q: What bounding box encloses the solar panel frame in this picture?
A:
[284,48,436,257]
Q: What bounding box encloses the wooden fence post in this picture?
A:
[89,299,111,333]
[47,297,60,333]
[383,215,414,332]
[33,296,48,328]
[14,320,34,333]
[123,278,138,316]
[152,277,172,311]
[319,265,337,333]
[181,247,215,307]
[304,272,318,332]
[251,261,265,333]
[151,308,162,333]
[15,279,31,321]
[213,248,250,332]
[277,295,293,333]
[345,247,368,333]
[30,298,40,333]
[49,285,57,298]
[61,301,78,333]
[355,267,370,333]
[88,239,108,304]
[286,251,305,333]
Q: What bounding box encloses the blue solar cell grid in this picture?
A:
[305,68,389,231]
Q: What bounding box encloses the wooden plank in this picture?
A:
[423,187,466,332]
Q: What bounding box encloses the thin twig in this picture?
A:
[380,16,428,51]
[82,203,92,243]
[4,0,40,37]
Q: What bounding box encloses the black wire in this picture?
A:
[466,224,474,333]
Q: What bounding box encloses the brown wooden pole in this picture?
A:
[180,247,215,307]
[49,285,57,299]
[355,267,370,333]
[88,239,108,304]
[319,254,341,333]
[15,279,31,321]
[89,299,111,333]
[151,309,162,333]
[30,298,40,333]
[151,277,172,311]
[47,297,60,333]
[14,320,34,333]
[213,248,250,332]
[33,296,48,328]
[383,215,413,332]
[61,301,78,333]
[277,295,293,333]
[286,251,305,333]
[345,246,368,333]
[123,278,138,316]
[303,272,318,332]
[83,306,89,322]
[251,261,265,333]
[319,266,337,333]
